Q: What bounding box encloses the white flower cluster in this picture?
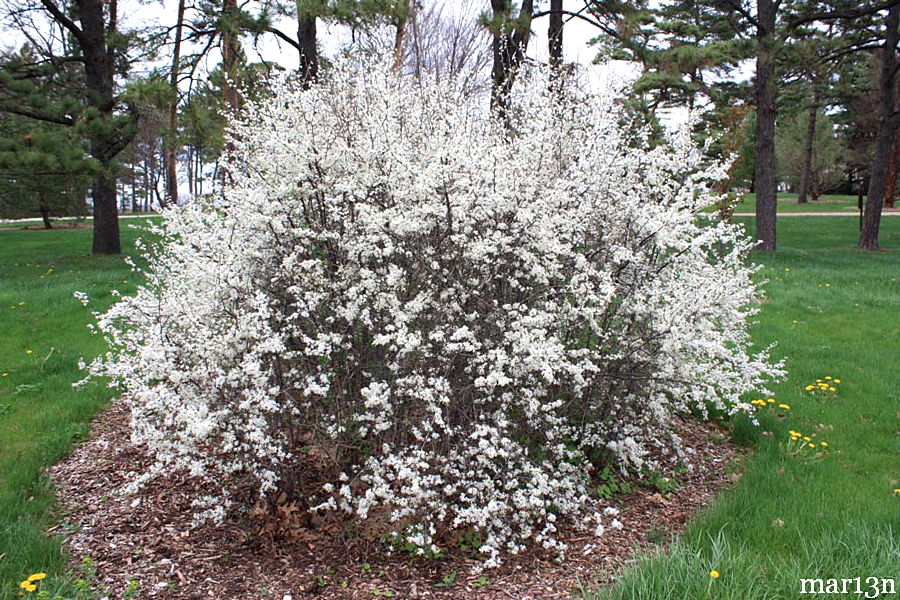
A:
[83,60,782,566]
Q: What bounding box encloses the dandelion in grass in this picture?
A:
[805,377,841,397]
[19,573,46,593]
[778,403,791,410]
[710,570,720,579]
[25,350,32,355]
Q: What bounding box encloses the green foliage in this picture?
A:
[0,115,97,221]
[594,466,637,500]
[434,570,458,588]
[456,531,482,558]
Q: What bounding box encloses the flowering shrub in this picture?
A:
[82,61,781,566]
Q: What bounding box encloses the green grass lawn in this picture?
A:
[589,216,900,599]
[0,222,153,599]
[0,216,897,599]
[704,193,864,214]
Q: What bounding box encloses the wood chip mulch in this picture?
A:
[48,402,740,600]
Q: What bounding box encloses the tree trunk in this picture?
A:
[186,146,194,197]
[490,0,534,121]
[753,0,778,252]
[885,130,899,208]
[221,0,241,115]
[164,0,186,207]
[92,169,121,254]
[298,12,318,85]
[797,98,818,203]
[548,0,563,71]
[39,200,53,229]
[78,0,122,253]
[391,1,409,74]
[220,0,241,187]
[861,6,900,251]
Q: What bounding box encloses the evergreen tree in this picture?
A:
[0,0,163,253]
[0,111,97,227]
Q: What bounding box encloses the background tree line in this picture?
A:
[1,0,899,253]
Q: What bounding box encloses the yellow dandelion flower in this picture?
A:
[821,442,828,447]
[19,581,36,593]
[778,404,791,410]
[25,350,33,355]
[2,373,7,377]
[17,301,25,306]
[710,570,720,579]
[828,387,836,392]
[767,398,775,404]
[825,376,832,380]
[894,489,900,495]
[834,379,841,384]
[27,574,47,582]
[816,379,823,383]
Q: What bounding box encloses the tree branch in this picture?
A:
[787,0,900,31]
[38,0,87,46]
[264,25,302,52]
[0,104,75,126]
[530,8,620,39]
[722,0,759,28]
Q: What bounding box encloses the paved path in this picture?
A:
[0,214,155,224]
[732,212,900,217]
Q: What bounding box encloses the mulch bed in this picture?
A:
[49,403,739,600]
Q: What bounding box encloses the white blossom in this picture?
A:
[83,58,782,567]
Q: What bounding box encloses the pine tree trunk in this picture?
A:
[548,0,563,71]
[220,0,240,187]
[885,130,899,208]
[753,0,778,252]
[797,99,818,204]
[861,6,900,251]
[164,0,186,207]
[78,0,122,253]
[39,200,53,229]
[187,146,194,197]
[298,13,318,85]
[92,169,121,254]
[490,0,533,121]
[221,0,240,115]
[391,2,408,74]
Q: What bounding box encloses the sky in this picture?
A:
[118,0,644,90]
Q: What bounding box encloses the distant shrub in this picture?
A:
[83,61,782,567]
